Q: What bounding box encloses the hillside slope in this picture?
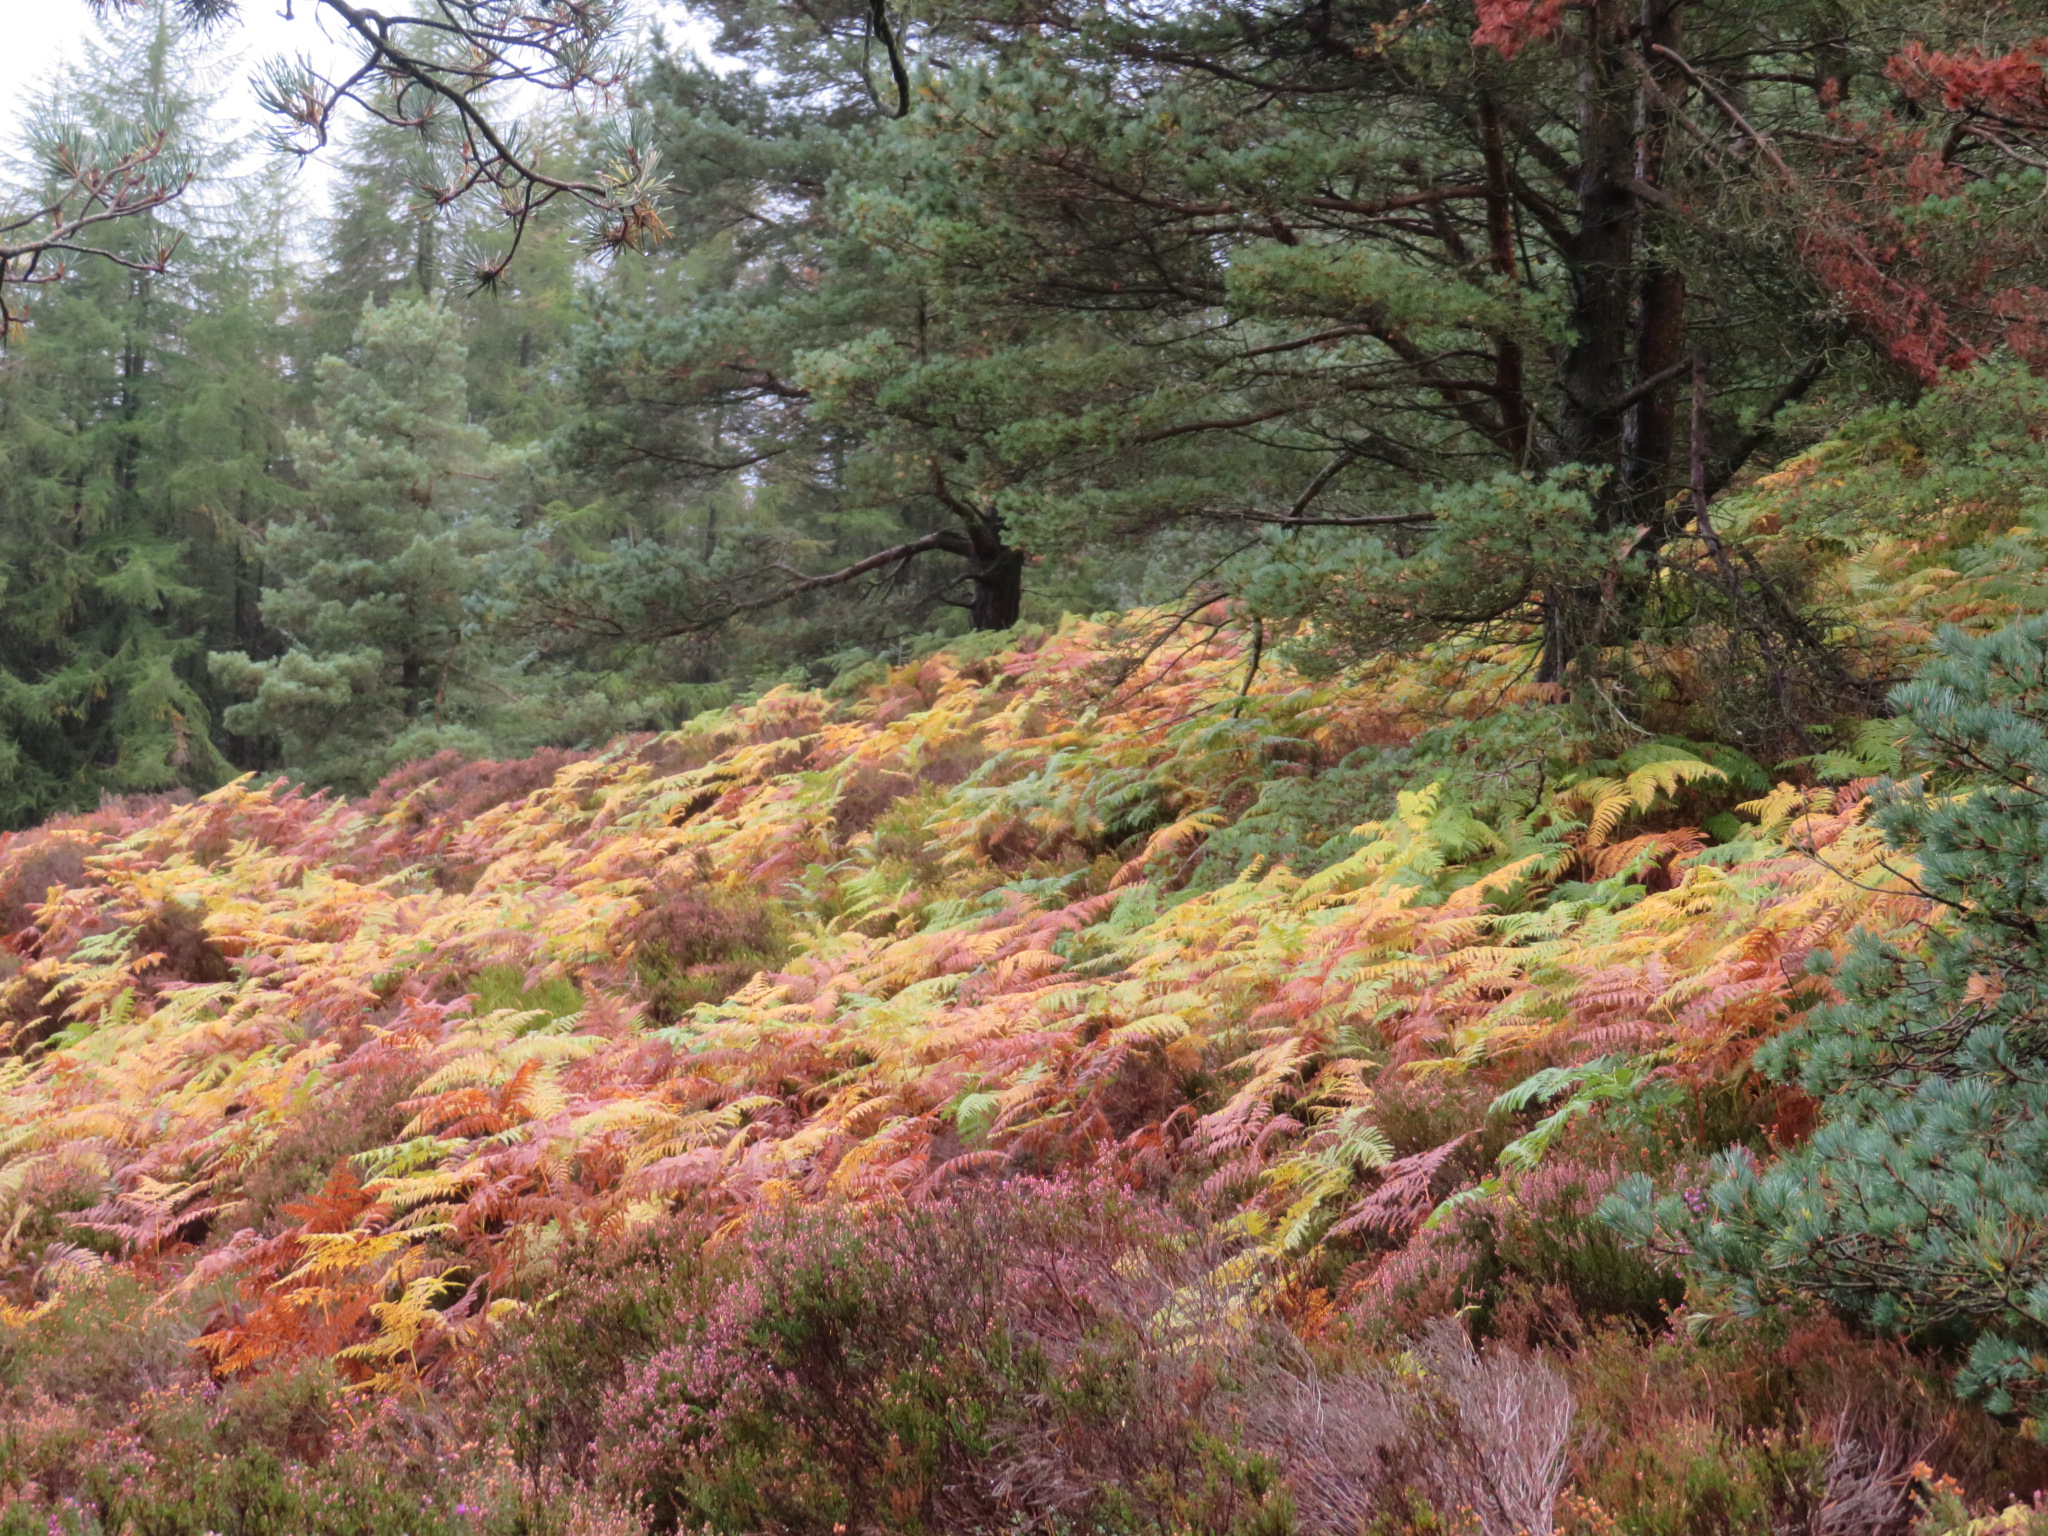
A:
[0,614,1894,1336]
[6,399,2048,1530]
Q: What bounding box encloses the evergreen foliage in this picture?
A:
[536,46,1063,668]
[299,113,580,436]
[10,0,2048,806]
[211,296,587,791]
[297,116,446,366]
[0,6,287,827]
[1611,614,2048,1425]
[18,0,2048,1520]
[535,0,2048,702]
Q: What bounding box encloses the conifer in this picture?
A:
[1612,614,2048,1421]
[0,3,287,826]
[211,296,539,790]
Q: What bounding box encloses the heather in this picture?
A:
[20,0,2048,1517]
[10,387,2048,1525]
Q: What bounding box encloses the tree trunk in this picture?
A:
[1539,0,1655,685]
[967,547,1024,631]
[1478,95,1531,465]
[401,655,423,718]
[1556,0,1639,482]
[1624,0,1689,535]
[415,220,438,296]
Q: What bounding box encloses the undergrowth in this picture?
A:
[4,390,2048,1529]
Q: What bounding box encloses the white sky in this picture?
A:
[0,2,713,228]
[0,3,359,221]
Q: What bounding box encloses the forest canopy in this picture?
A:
[13,0,2048,821]
[15,2,2048,1530]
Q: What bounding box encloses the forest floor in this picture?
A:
[1,437,2046,1533]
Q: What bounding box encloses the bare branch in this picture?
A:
[0,125,189,332]
[661,532,967,635]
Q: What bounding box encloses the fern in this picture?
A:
[0,607,1923,1379]
[1490,1057,1681,1171]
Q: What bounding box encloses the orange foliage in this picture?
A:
[0,613,1923,1382]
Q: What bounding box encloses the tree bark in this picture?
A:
[1624,0,1688,534]
[968,546,1024,631]
[1556,0,1640,483]
[1539,0,1662,684]
[1478,95,1531,466]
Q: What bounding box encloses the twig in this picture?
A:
[1232,618,1266,718]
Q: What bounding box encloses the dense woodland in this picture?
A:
[11,0,2048,1531]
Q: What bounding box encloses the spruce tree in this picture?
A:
[211,295,549,791]
[0,4,289,827]
[296,116,445,370]
[296,109,580,440]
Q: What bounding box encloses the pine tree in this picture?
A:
[1609,614,2048,1425]
[555,0,2039,715]
[544,37,1164,667]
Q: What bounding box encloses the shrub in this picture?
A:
[580,1177,1293,1534]
[1233,1319,1575,1536]
[1375,1159,1686,1336]
[481,1217,718,1482]
[0,1353,639,1536]
[0,1272,197,1413]
[1561,1313,2048,1536]
[625,876,785,1021]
